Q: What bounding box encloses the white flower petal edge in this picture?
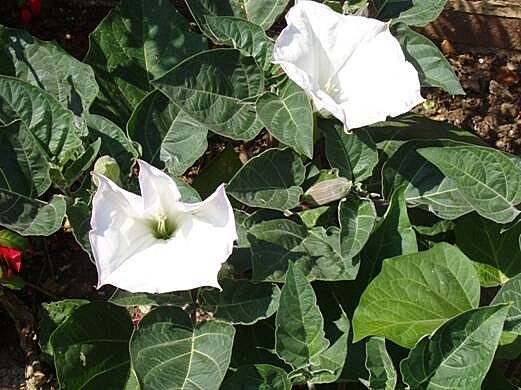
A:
[89,160,237,293]
[273,0,424,131]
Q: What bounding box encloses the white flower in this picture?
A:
[89,160,237,293]
[273,0,424,131]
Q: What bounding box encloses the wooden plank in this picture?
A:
[421,9,521,50]
[449,0,521,18]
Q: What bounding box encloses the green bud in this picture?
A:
[92,156,122,186]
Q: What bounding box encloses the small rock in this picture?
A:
[489,80,514,100]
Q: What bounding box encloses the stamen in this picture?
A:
[152,213,175,240]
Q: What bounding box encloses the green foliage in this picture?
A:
[353,243,480,348]
[1,1,519,387]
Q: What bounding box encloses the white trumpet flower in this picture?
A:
[273,0,424,131]
[89,160,237,293]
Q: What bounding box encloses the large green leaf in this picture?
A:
[86,114,138,177]
[382,140,473,220]
[39,299,89,357]
[339,197,377,259]
[50,302,133,390]
[275,262,329,369]
[227,148,305,210]
[366,113,485,162]
[221,364,291,389]
[392,23,464,95]
[200,280,281,325]
[186,0,290,32]
[205,16,274,70]
[492,274,521,335]
[456,213,521,287]
[130,306,235,390]
[153,49,264,140]
[0,76,81,164]
[419,145,521,224]
[86,0,207,124]
[249,219,359,282]
[2,27,98,132]
[362,337,397,390]
[127,90,208,175]
[321,119,378,182]
[353,243,481,348]
[63,138,101,188]
[375,0,448,27]
[0,123,65,235]
[257,79,313,158]
[400,305,509,389]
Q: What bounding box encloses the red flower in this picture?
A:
[27,0,41,16]
[0,246,22,277]
[19,7,32,24]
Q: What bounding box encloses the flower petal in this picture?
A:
[96,184,237,293]
[334,25,424,129]
[89,175,155,286]
[137,159,181,216]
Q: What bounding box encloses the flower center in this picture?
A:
[151,213,176,240]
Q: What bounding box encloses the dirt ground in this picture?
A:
[0,0,520,388]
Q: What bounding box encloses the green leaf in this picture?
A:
[200,280,281,325]
[249,219,359,282]
[66,198,92,257]
[456,213,521,287]
[0,229,29,250]
[153,48,264,140]
[127,90,208,176]
[205,16,274,70]
[392,23,465,95]
[0,76,81,164]
[359,188,418,284]
[339,197,377,259]
[63,138,101,187]
[0,194,66,236]
[86,0,207,124]
[382,140,473,220]
[492,273,521,335]
[86,114,138,177]
[227,148,305,210]
[186,0,289,32]
[50,302,133,389]
[275,262,329,369]
[375,0,448,27]
[362,337,397,390]
[366,113,485,162]
[130,306,235,390]
[39,299,89,357]
[419,145,521,224]
[321,119,378,182]
[171,176,202,203]
[2,28,98,128]
[0,125,66,236]
[109,289,192,307]
[353,243,481,348]
[240,0,291,30]
[400,305,510,389]
[257,80,313,158]
[222,364,291,389]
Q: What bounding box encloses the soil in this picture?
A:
[0,0,520,388]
